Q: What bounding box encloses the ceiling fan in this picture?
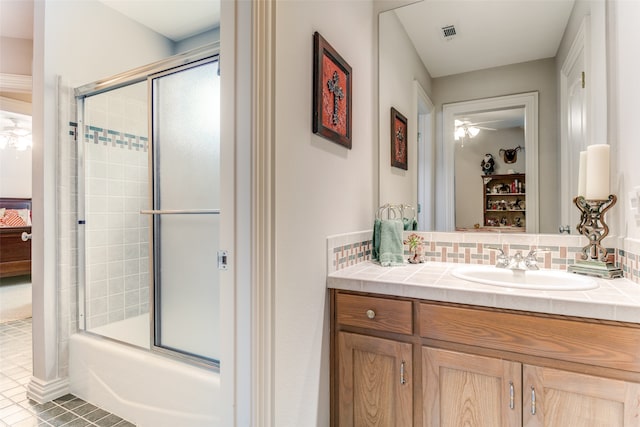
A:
[454,119,497,145]
[0,118,32,151]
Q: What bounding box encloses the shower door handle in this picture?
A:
[140,209,220,215]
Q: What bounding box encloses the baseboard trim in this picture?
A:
[27,376,70,404]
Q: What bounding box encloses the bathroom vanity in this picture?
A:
[328,262,640,426]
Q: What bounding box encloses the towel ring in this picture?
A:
[400,204,416,220]
[377,203,401,220]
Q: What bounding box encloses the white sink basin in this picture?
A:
[451,265,598,291]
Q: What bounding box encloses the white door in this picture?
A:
[561,23,587,233]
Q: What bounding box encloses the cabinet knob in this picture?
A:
[366,309,376,319]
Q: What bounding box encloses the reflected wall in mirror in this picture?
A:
[379,0,608,234]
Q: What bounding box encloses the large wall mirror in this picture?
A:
[379,0,607,234]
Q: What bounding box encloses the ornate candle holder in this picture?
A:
[568,195,623,278]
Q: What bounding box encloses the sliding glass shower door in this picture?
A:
[150,57,220,364]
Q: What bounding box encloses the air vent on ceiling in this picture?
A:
[441,25,457,41]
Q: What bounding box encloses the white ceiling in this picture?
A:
[0,0,219,42]
[395,0,575,78]
[2,0,572,74]
[97,0,220,42]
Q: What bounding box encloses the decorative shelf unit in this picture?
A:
[483,173,526,231]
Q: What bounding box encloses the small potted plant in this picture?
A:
[404,233,425,264]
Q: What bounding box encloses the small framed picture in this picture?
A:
[312,31,352,149]
[390,107,408,170]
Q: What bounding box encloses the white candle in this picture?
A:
[585,144,610,200]
[577,151,587,197]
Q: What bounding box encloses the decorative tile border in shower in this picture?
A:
[327,230,640,282]
[83,124,148,151]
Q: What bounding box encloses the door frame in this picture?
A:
[441,92,539,233]
[415,80,434,230]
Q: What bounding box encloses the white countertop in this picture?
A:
[327,261,640,324]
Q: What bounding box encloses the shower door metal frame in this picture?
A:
[74,44,220,371]
[148,56,221,368]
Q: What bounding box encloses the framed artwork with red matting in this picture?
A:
[391,107,408,170]
[312,31,352,149]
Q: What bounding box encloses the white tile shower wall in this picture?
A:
[84,91,150,330]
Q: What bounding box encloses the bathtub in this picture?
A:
[69,315,220,427]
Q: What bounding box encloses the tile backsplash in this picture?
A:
[327,230,640,284]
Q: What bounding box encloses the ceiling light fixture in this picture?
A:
[0,120,32,151]
[454,120,480,145]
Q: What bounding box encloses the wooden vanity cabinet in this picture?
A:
[423,346,521,426]
[423,348,640,427]
[332,292,415,426]
[420,302,640,427]
[331,289,640,427]
[523,365,640,426]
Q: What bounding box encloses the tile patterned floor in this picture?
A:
[0,318,135,427]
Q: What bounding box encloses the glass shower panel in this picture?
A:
[82,81,151,349]
[151,58,220,362]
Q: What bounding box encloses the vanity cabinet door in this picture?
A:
[337,331,413,427]
[523,365,640,427]
[422,347,522,427]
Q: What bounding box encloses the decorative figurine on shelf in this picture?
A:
[404,233,425,264]
[481,153,495,175]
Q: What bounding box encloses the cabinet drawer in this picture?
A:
[420,302,640,372]
[336,293,412,335]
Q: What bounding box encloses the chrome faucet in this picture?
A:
[487,247,540,271]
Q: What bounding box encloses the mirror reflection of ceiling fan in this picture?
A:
[454,119,498,140]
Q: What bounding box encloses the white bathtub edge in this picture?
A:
[69,332,220,427]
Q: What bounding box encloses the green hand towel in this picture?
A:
[372,218,381,261]
[402,218,418,231]
[379,219,404,267]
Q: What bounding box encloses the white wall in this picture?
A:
[274,1,377,425]
[0,149,31,197]
[0,36,32,76]
[612,0,640,240]
[174,27,219,54]
[379,9,432,207]
[433,58,557,233]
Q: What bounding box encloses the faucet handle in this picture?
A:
[485,245,505,255]
[526,247,551,258]
[486,246,509,268]
[524,247,551,270]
